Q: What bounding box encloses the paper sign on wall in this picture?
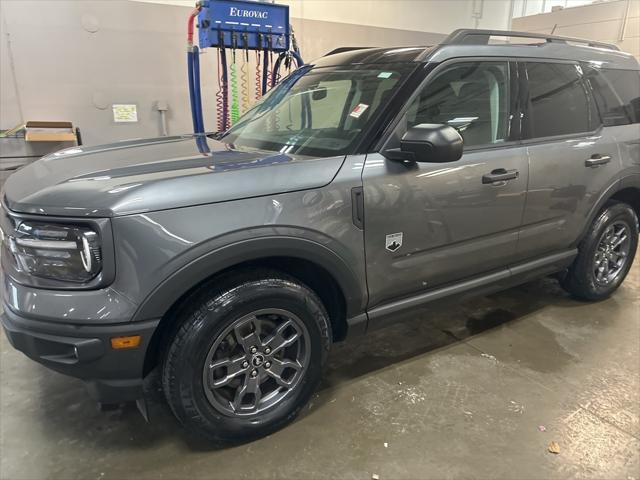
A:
[112,104,138,123]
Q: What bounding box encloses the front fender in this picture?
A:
[130,231,367,323]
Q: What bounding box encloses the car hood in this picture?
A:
[3,135,345,217]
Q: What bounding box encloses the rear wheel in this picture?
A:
[562,201,638,300]
[162,270,331,443]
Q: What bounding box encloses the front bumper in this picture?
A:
[1,306,159,403]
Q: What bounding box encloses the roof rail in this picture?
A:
[441,29,620,51]
[324,47,373,56]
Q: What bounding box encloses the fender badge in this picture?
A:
[385,232,403,252]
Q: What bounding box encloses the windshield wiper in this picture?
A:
[207,131,225,141]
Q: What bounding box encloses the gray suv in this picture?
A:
[2,29,639,442]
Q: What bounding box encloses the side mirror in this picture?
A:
[383,124,463,163]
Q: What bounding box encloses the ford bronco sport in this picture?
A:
[2,29,639,442]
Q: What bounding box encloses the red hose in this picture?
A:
[187,7,200,47]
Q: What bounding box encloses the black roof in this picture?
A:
[313,46,433,68]
[312,29,637,71]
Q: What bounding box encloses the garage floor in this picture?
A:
[1,256,638,480]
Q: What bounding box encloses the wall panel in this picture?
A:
[0,0,446,145]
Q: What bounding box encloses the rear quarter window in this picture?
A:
[588,68,640,125]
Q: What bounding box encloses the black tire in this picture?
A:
[161,269,331,443]
[562,201,638,301]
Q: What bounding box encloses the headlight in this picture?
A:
[7,221,102,283]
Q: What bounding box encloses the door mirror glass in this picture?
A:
[384,123,463,163]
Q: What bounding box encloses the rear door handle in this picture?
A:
[585,154,611,167]
[482,168,519,184]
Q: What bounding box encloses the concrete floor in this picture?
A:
[1,257,638,480]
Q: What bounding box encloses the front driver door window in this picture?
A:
[362,61,529,317]
[405,61,512,147]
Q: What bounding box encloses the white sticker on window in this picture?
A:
[378,72,393,79]
[349,103,369,118]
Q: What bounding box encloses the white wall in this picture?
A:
[0,12,22,127]
[0,0,454,145]
[134,0,514,33]
[512,0,640,58]
[284,0,513,33]
[0,1,198,145]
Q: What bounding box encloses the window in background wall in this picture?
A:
[512,0,603,18]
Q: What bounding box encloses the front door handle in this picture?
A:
[585,154,611,167]
[482,168,519,184]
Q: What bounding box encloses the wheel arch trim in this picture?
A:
[575,177,639,246]
[131,235,367,324]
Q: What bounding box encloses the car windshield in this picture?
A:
[221,64,415,157]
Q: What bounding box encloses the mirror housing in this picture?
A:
[384,123,463,163]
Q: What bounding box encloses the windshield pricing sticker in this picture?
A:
[349,103,369,119]
[378,72,393,79]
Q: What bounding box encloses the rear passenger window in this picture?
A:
[584,66,640,126]
[524,62,598,138]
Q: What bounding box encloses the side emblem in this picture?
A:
[385,232,403,252]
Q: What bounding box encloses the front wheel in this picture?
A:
[162,270,331,443]
[562,201,638,301]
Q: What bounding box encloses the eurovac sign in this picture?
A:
[228,6,269,19]
[199,0,290,51]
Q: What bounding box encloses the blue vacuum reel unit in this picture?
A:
[198,0,290,52]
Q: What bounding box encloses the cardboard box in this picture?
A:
[24,121,77,142]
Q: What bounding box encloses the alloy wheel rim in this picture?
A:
[202,308,310,416]
[593,221,631,286]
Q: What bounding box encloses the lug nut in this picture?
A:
[265,361,271,369]
[264,347,271,354]
[242,361,249,368]
[251,369,258,377]
[250,346,258,354]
